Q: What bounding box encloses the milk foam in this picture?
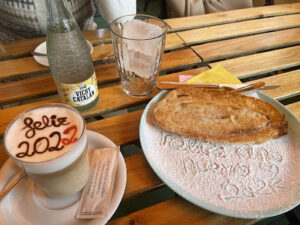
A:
[4,105,85,173]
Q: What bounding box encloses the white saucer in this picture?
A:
[33,40,93,67]
[0,130,126,225]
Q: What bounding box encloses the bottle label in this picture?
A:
[56,72,98,107]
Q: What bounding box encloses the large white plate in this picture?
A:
[0,130,126,225]
[140,90,300,219]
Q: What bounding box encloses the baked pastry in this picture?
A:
[150,88,288,144]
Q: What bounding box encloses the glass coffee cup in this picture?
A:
[4,103,89,198]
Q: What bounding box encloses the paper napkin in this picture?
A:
[183,65,242,84]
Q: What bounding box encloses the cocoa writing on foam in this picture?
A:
[16,115,78,158]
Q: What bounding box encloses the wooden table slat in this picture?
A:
[0,29,111,61]
[0,57,49,80]
[0,66,114,105]
[0,45,199,81]
[0,62,121,105]
[1,66,299,137]
[0,97,299,222]
[0,98,298,224]
[1,4,299,60]
[1,96,300,199]
[0,37,46,61]
[286,101,300,119]
[165,3,300,31]
[124,153,163,198]
[0,48,200,105]
[0,4,299,224]
[107,197,254,225]
[0,109,161,199]
[0,85,158,137]
[158,67,210,82]
[0,75,56,105]
[210,45,300,79]
[255,69,300,100]
[0,43,115,81]
[91,32,186,61]
[165,33,185,50]
[0,31,184,63]
[161,48,201,71]
[177,14,300,46]
[193,28,300,62]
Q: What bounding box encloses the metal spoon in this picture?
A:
[0,173,26,201]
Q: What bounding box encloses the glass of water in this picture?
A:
[110,14,168,97]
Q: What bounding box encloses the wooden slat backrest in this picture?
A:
[165,3,300,31]
[192,28,300,62]
[176,14,300,45]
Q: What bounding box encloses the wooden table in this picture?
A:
[0,3,299,225]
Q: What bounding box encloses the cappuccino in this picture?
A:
[4,103,89,198]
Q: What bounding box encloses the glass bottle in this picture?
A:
[46,0,99,111]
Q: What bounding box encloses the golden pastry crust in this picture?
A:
[151,88,288,144]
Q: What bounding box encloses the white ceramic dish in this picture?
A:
[0,130,126,225]
[140,90,300,219]
[33,40,93,67]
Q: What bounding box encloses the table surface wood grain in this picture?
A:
[0,3,299,225]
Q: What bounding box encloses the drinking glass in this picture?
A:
[110,14,168,97]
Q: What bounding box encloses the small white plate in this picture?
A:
[0,130,126,225]
[33,40,93,67]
